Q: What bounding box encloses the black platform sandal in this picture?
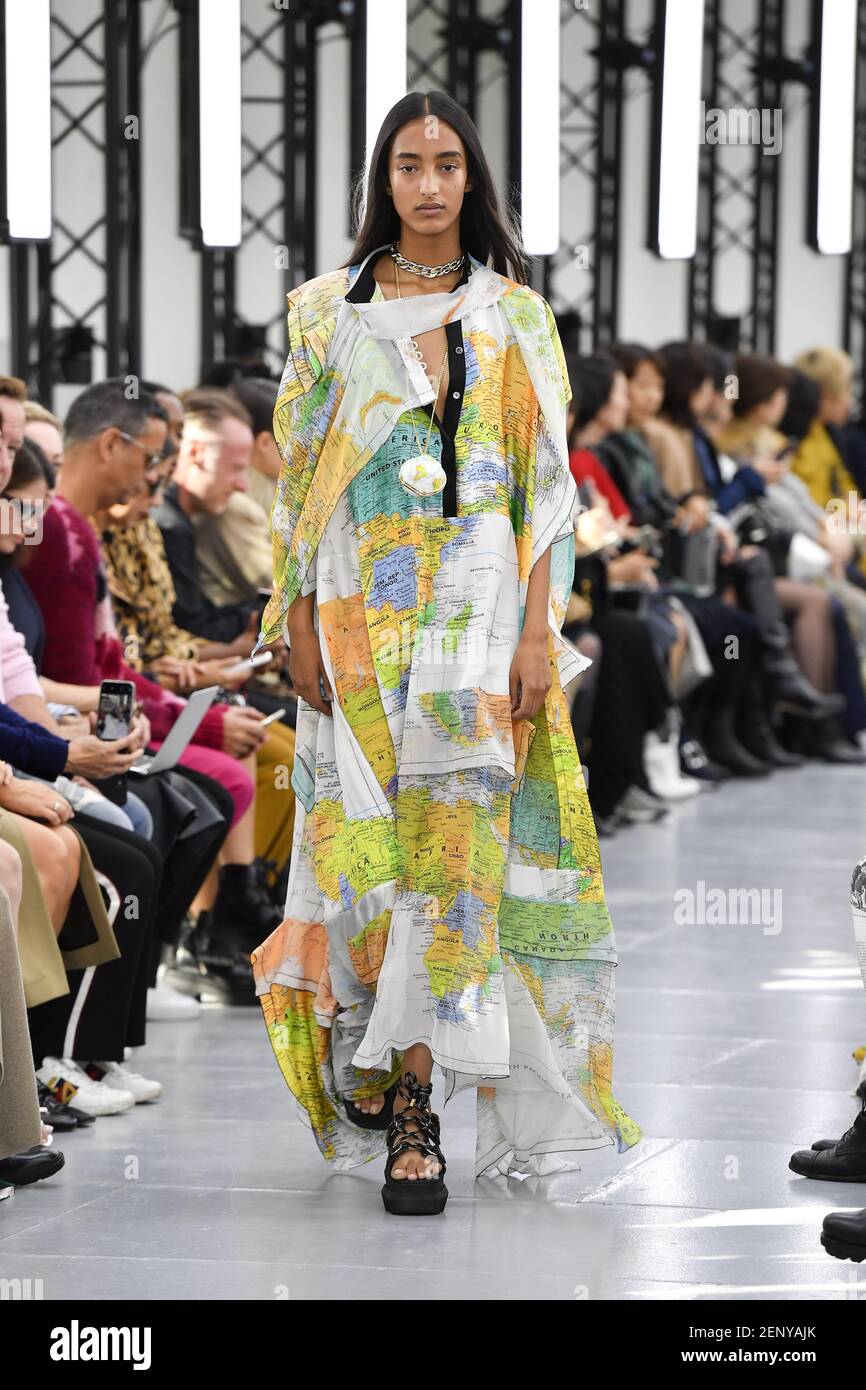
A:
[381,1072,448,1216]
[343,1080,399,1131]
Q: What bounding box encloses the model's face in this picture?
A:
[628,361,665,423]
[24,420,63,468]
[387,117,472,239]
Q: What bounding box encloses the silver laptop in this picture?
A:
[130,686,220,776]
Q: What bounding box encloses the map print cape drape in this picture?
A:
[251,244,642,1177]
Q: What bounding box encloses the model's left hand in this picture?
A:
[510,633,551,720]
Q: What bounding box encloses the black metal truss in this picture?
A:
[845,0,866,412]
[689,0,785,352]
[9,0,142,405]
[199,1,296,377]
[545,0,629,353]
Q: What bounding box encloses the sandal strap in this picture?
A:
[396,1070,433,1111]
[385,1085,446,1175]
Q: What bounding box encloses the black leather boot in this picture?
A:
[773,672,846,721]
[703,708,771,777]
[735,686,804,768]
[733,552,845,720]
[0,1147,65,1186]
[210,861,283,952]
[822,1207,866,1261]
[164,911,258,1007]
[789,1100,866,1180]
[802,717,866,764]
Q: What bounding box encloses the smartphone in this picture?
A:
[96,680,135,741]
[222,651,274,679]
[95,679,135,805]
[259,706,287,728]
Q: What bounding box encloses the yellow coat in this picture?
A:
[792,419,859,508]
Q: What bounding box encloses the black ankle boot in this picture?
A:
[772,671,846,721]
[735,703,804,768]
[211,861,283,950]
[822,1207,866,1261]
[703,709,771,777]
[165,910,258,1006]
[802,717,866,765]
[789,1100,866,1180]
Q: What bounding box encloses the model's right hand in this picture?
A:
[287,624,333,717]
[65,731,144,779]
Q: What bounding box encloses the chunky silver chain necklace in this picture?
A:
[389,242,465,279]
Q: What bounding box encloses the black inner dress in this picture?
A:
[346,252,469,516]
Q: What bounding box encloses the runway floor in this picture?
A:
[2,762,866,1301]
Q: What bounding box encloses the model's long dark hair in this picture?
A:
[342,91,529,284]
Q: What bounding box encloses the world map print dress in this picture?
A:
[251,244,642,1177]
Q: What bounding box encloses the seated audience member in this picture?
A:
[15,382,278,992]
[696,349,866,763]
[232,376,282,517]
[650,341,845,732]
[0,840,63,1193]
[23,402,64,471]
[188,383,275,607]
[97,455,297,894]
[711,352,792,508]
[0,427,218,1065]
[98,458,255,692]
[0,377,26,464]
[791,346,859,509]
[774,374,866,601]
[567,361,631,522]
[153,391,261,641]
[599,343,785,776]
[565,354,687,817]
[140,381,184,463]
[0,439,152,837]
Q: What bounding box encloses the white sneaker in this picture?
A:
[147,982,201,1021]
[644,732,701,801]
[36,1057,135,1116]
[91,1061,162,1103]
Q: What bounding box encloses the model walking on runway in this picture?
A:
[252,90,641,1214]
